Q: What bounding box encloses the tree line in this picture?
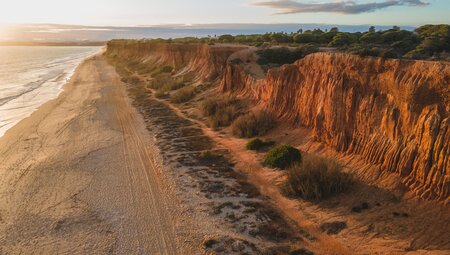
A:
[110,24,450,60]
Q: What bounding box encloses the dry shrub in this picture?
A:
[164,81,186,91]
[160,65,173,73]
[154,89,168,98]
[231,111,276,138]
[284,155,353,200]
[170,86,196,103]
[201,96,240,129]
[199,150,221,160]
[121,75,141,85]
[148,74,171,90]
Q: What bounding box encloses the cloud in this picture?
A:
[252,0,429,14]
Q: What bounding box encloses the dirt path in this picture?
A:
[145,89,450,255]
[141,90,350,255]
[0,55,202,254]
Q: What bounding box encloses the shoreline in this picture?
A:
[0,48,102,138]
[0,54,204,254]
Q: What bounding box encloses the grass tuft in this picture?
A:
[154,89,168,98]
[160,65,173,73]
[170,86,196,103]
[199,150,221,160]
[201,96,240,129]
[284,155,353,200]
[232,111,276,138]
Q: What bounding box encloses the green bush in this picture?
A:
[359,32,383,44]
[255,42,264,47]
[246,138,275,151]
[218,34,235,43]
[379,49,400,59]
[257,45,318,66]
[404,48,428,59]
[257,47,307,66]
[328,33,352,47]
[284,155,353,200]
[232,111,276,138]
[170,86,196,103]
[263,145,301,169]
[347,45,381,57]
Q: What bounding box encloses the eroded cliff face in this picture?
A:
[107,41,246,82]
[222,53,450,200]
[106,42,449,200]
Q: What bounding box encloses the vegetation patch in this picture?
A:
[284,155,353,200]
[232,111,276,138]
[199,150,222,160]
[249,222,290,242]
[351,202,370,213]
[289,248,315,255]
[320,221,347,235]
[154,89,168,99]
[160,65,174,73]
[257,45,318,66]
[163,81,186,91]
[108,24,450,61]
[170,86,196,103]
[121,75,142,85]
[201,96,240,129]
[246,138,275,151]
[152,81,186,99]
[263,145,301,169]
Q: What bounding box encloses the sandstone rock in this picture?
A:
[221,52,449,200]
[106,43,450,200]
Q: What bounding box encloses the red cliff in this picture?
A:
[107,41,246,82]
[107,43,449,200]
[222,52,449,200]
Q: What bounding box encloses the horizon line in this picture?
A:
[0,22,432,28]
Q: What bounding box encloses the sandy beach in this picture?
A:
[0,55,204,254]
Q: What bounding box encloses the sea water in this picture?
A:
[0,46,100,137]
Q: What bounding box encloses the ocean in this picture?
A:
[0,46,100,137]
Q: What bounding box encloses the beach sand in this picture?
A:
[0,55,204,254]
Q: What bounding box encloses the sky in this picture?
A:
[0,0,448,26]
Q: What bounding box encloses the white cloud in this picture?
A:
[252,0,429,14]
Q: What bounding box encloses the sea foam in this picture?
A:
[0,46,100,137]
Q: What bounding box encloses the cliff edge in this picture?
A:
[107,42,449,201]
[222,52,449,200]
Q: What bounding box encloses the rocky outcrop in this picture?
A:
[106,42,449,200]
[222,53,449,200]
[106,41,246,82]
